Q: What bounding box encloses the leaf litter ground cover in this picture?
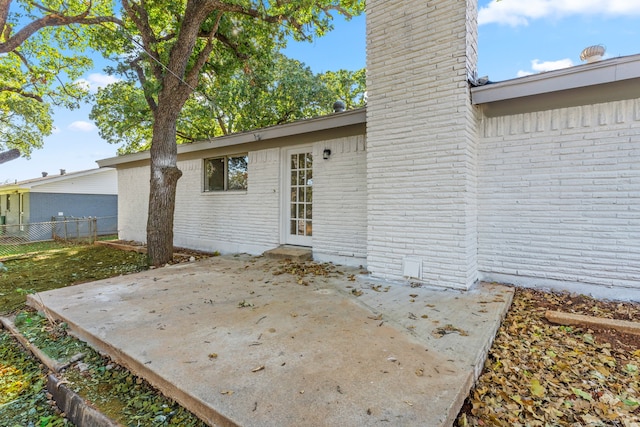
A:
[0,243,208,426]
[457,288,640,427]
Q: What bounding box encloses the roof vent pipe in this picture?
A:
[580,45,606,63]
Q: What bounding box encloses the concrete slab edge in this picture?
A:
[0,316,121,427]
[442,285,515,425]
[26,295,239,427]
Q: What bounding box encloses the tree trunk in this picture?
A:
[146,100,183,266]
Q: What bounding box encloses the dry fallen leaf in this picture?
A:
[456,288,640,426]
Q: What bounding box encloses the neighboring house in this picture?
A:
[0,168,118,239]
[98,0,640,299]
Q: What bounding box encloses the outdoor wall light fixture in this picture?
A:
[323,149,331,160]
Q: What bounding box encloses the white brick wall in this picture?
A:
[366,0,479,289]
[478,99,640,291]
[312,136,367,266]
[117,138,368,265]
[172,148,280,255]
[117,166,149,242]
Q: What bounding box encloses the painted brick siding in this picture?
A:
[117,166,149,243]
[366,0,479,289]
[312,136,367,265]
[172,149,280,255]
[478,99,640,290]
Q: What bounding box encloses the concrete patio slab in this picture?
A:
[28,255,513,427]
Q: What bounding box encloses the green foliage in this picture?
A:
[90,81,154,154]
[320,68,366,109]
[0,0,115,155]
[91,52,366,153]
[0,82,52,155]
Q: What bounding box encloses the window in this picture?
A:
[204,155,248,192]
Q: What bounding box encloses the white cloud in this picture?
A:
[479,0,640,26]
[517,70,534,77]
[530,58,574,72]
[68,121,96,132]
[516,58,574,77]
[75,73,119,92]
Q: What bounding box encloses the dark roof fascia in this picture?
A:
[471,53,640,105]
[97,108,367,168]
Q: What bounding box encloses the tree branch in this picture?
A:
[0,2,122,54]
[176,129,196,143]
[121,0,164,81]
[131,57,158,113]
[185,13,222,89]
[0,0,10,37]
[0,86,43,102]
[213,32,249,61]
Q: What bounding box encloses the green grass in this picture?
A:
[0,240,75,258]
[0,244,148,315]
[0,235,118,259]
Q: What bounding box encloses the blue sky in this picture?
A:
[2,0,640,182]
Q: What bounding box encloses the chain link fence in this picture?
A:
[0,216,117,258]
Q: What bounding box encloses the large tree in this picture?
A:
[0,0,119,155]
[98,0,364,265]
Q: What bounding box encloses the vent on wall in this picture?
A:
[403,257,423,280]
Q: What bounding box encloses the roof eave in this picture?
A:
[97,108,367,168]
[471,53,640,105]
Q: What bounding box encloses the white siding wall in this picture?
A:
[312,135,367,266]
[33,169,117,195]
[478,99,640,292]
[366,0,479,289]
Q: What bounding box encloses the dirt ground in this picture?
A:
[523,288,640,352]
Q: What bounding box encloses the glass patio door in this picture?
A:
[285,148,312,246]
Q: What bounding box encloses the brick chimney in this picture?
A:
[366,0,480,290]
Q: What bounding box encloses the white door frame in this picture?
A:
[281,146,313,247]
